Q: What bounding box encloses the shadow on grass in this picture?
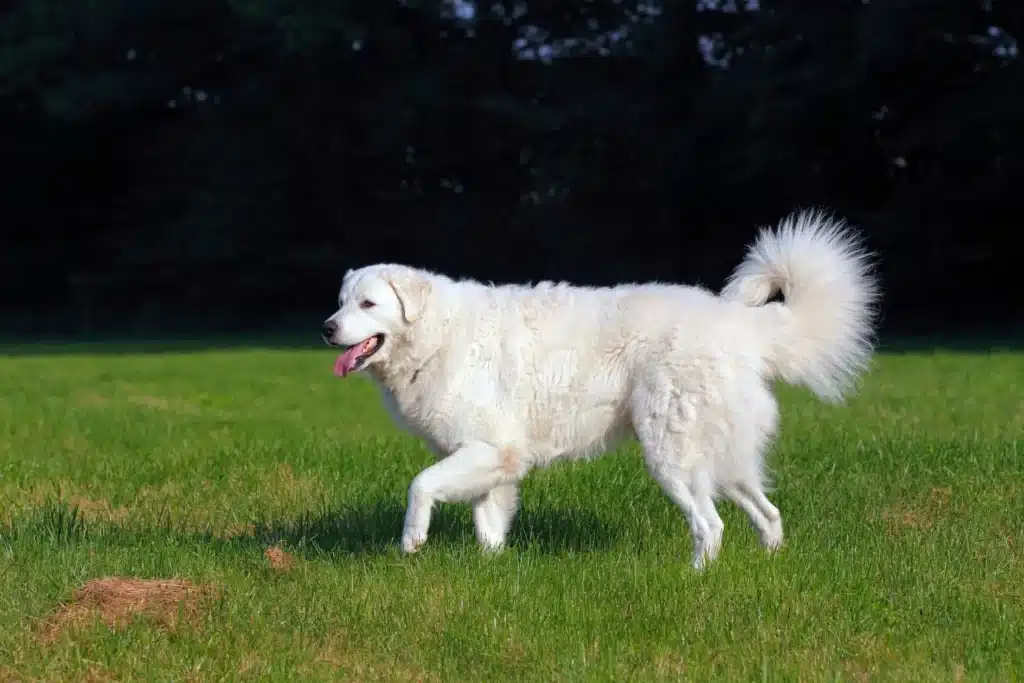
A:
[8,498,618,558]
[252,499,617,555]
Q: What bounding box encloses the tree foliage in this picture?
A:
[1,0,1019,334]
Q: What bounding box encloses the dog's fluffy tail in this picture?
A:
[721,210,880,403]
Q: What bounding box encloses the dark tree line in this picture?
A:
[1,0,1020,337]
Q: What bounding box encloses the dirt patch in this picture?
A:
[40,577,219,644]
[881,487,952,532]
[264,546,297,572]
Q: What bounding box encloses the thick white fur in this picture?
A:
[323,209,878,568]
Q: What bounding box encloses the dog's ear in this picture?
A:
[386,269,431,324]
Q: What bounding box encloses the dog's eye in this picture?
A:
[359,300,375,310]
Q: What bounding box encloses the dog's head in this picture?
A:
[321,264,432,377]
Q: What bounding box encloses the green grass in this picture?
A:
[0,344,1021,682]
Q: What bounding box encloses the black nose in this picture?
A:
[321,320,337,340]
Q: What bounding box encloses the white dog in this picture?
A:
[321,210,878,569]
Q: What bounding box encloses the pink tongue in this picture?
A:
[333,347,363,377]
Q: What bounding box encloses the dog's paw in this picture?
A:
[691,548,714,572]
[474,526,508,554]
[478,539,507,555]
[760,519,784,552]
[401,530,428,555]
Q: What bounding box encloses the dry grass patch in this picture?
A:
[127,394,201,415]
[881,487,953,533]
[72,391,109,408]
[984,579,1022,601]
[60,434,91,455]
[264,545,298,572]
[216,522,258,539]
[0,667,26,683]
[310,634,440,683]
[0,484,129,527]
[39,577,219,645]
[272,463,324,499]
[67,496,129,524]
[79,664,118,683]
[128,396,238,420]
[650,651,688,679]
[1,463,327,535]
[0,667,114,683]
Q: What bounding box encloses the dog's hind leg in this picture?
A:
[693,468,724,564]
[645,456,718,570]
[718,382,784,552]
[722,482,783,551]
[633,388,719,570]
[472,483,519,552]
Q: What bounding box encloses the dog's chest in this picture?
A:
[374,379,468,455]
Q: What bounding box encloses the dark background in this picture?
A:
[1,0,1019,342]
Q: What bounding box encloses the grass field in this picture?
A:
[0,342,1021,682]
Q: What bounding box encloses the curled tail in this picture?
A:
[722,210,880,403]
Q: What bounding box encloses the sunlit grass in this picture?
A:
[0,344,1021,681]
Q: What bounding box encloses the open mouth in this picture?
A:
[333,334,386,377]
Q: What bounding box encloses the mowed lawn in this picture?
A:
[0,342,1021,682]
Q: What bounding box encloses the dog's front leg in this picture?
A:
[402,441,521,554]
